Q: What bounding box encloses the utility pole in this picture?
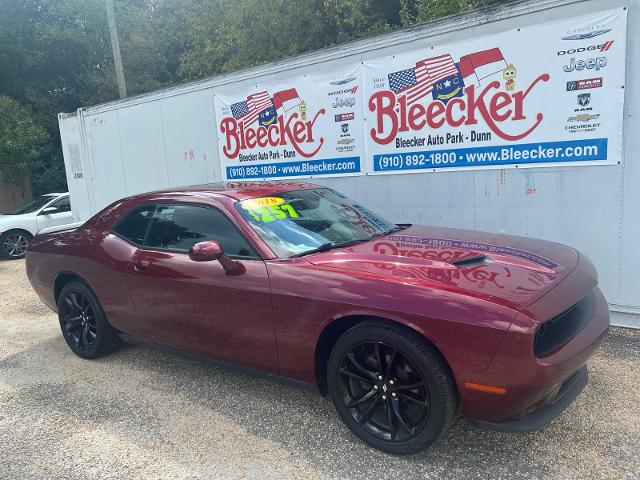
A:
[105,0,127,99]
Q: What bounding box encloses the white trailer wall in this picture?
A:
[58,0,639,327]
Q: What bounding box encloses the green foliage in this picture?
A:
[0,96,49,185]
[398,0,505,25]
[0,0,186,192]
[399,0,420,26]
[0,0,506,194]
[178,0,401,79]
[179,0,321,77]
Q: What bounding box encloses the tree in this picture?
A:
[322,0,400,44]
[400,0,505,25]
[0,0,116,193]
[0,0,188,194]
[178,0,321,79]
[177,0,402,81]
[0,96,49,186]
[0,0,508,194]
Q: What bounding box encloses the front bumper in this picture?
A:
[460,279,609,425]
[469,365,588,432]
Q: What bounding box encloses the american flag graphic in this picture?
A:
[423,54,458,85]
[230,101,249,118]
[388,63,432,104]
[230,91,274,126]
[388,53,459,105]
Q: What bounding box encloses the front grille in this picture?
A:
[534,291,597,357]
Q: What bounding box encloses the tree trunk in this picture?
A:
[0,174,32,214]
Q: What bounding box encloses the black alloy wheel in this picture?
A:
[328,321,458,455]
[58,281,120,359]
[1,231,31,259]
[337,341,431,443]
[60,290,98,353]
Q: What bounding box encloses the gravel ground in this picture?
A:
[1,258,639,480]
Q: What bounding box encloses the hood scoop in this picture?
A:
[449,255,491,268]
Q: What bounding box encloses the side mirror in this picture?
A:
[189,240,246,275]
[189,240,223,262]
[40,206,58,215]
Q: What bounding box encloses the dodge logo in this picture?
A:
[557,41,614,55]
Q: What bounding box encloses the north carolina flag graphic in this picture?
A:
[272,88,300,114]
[258,106,278,127]
[458,48,508,82]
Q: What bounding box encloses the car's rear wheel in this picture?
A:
[58,281,120,359]
[0,230,32,260]
[327,321,458,455]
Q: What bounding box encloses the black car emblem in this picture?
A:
[577,93,591,106]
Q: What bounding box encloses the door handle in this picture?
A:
[134,259,150,271]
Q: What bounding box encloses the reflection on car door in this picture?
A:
[37,196,74,230]
[122,203,278,373]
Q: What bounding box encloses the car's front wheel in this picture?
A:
[58,281,120,359]
[0,230,32,260]
[327,321,458,455]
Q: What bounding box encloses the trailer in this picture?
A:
[58,0,639,328]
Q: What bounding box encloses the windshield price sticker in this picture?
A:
[241,201,300,223]
[241,197,285,210]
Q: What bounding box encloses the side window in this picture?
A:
[113,205,156,245]
[145,205,257,258]
[51,196,71,213]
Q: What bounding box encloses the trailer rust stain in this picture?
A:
[184,149,195,161]
[525,172,536,195]
[496,170,507,197]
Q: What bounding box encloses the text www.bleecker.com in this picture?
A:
[373,138,607,171]
[226,157,360,179]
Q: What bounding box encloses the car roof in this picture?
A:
[136,181,321,201]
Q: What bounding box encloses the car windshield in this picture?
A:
[8,195,54,215]
[235,188,401,258]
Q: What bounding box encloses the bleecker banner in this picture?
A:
[363,8,627,174]
[215,67,364,180]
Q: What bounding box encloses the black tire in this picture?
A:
[327,320,458,455]
[0,230,32,260]
[57,281,120,359]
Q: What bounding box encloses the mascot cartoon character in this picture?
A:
[503,64,517,91]
[299,100,307,121]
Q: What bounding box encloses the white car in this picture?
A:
[0,193,74,259]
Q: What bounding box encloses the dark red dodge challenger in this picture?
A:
[26,182,609,454]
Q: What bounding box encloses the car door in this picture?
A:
[121,202,278,373]
[36,195,74,230]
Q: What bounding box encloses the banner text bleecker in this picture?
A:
[220,110,326,159]
[368,75,550,144]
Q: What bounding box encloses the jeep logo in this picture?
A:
[563,57,607,73]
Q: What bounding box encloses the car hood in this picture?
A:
[304,225,579,307]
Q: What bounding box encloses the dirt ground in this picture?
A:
[1,258,638,479]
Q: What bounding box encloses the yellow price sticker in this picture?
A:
[241,197,284,210]
[243,203,300,223]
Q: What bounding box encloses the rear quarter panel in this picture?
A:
[26,228,137,334]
